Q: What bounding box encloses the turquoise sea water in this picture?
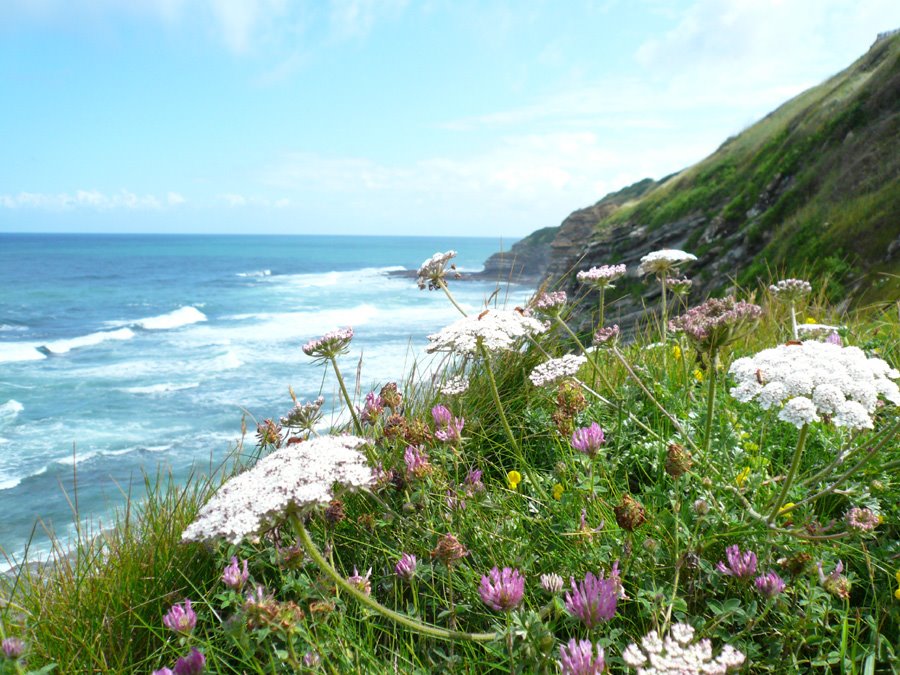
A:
[0,233,530,566]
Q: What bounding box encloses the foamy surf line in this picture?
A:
[41,327,135,355]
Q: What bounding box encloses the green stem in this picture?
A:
[790,303,798,340]
[779,443,881,515]
[438,279,468,317]
[701,349,719,460]
[329,356,363,436]
[291,513,498,643]
[598,288,606,331]
[660,274,668,368]
[555,315,601,387]
[768,424,809,523]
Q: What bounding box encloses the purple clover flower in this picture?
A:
[570,422,605,458]
[173,647,206,675]
[716,545,758,580]
[479,566,525,612]
[432,404,465,443]
[464,469,485,496]
[222,556,249,590]
[395,553,417,582]
[564,567,620,628]
[152,669,174,675]
[559,638,606,675]
[360,391,385,425]
[432,404,452,427]
[404,445,431,479]
[1,637,25,660]
[754,571,786,598]
[163,598,197,634]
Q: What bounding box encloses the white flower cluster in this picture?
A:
[440,375,470,396]
[729,341,900,430]
[417,250,458,290]
[426,309,547,355]
[577,264,627,287]
[529,354,587,387]
[769,278,812,300]
[638,249,697,276]
[182,435,374,545]
[622,623,745,674]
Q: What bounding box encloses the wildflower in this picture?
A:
[479,566,525,611]
[826,332,842,346]
[222,556,249,590]
[672,344,682,360]
[529,354,587,386]
[152,669,174,675]
[622,622,745,673]
[593,324,620,345]
[395,553,417,582]
[754,571,786,598]
[163,599,197,634]
[669,296,763,353]
[507,470,522,490]
[1,638,25,661]
[693,499,709,515]
[325,498,346,525]
[445,489,465,511]
[552,483,565,500]
[614,494,646,531]
[665,442,693,478]
[173,647,206,675]
[440,375,469,396]
[730,340,900,430]
[540,572,564,594]
[778,502,795,518]
[895,571,900,600]
[564,566,621,628]
[637,249,697,277]
[716,545,758,580]
[570,422,605,458]
[182,435,374,545]
[577,264,627,288]
[532,290,567,314]
[805,317,817,324]
[280,395,325,431]
[426,309,547,355]
[818,560,851,599]
[845,506,879,533]
[379,382,403,411]
[692,368,704,382]
[404,445,432,479]
[666,276,693,296]
[303,652,321,668]
[770,278,812,302]
[735,467,751,487]
[559,638,606,675]
[431,533,468,564]
[302,327,354,360]
[359,391,385,425]
[417,250,459,290]
[464,469,485,496]
[432,405,465,443]
[348,567,372,595]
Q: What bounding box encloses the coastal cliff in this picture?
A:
[484,31,900,331]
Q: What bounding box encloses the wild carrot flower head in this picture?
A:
[666,276,693,295]
[417,250,459,290]
[173,647,206,675]
[593,324,620,345]
[479,566,525,611]
[440,375,469,396]
[163,599,197,634]
[770,278,812,302]
[622,623,745,673]
[577,264,627,289]
[395,553,417,581]
[564,567,620,629]
[1,637,25,661]
[529,354,587,387]
[570,422,605,458]
[280,396,325,431]
[729,341,900,429]
[716,545,757,580]
[669,296,762,352]
[532,290,567,315]
[559,638,606,675]
[638,249,697,277]
[222,556,250,590]
[426,309,547,355]
[404,445,431,479]
[845,506,879,533]
[754,571,786,598]
[182,435,374,545]
[302,327,354,360]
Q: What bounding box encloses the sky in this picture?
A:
[1,0,898,238]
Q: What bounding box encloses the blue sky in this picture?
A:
[1,0,898,237]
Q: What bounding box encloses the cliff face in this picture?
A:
[485,32,900,331]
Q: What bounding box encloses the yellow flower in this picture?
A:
[805,317,817,324]
[552,483,564,500]
[743,441,759,453]
[895,570,900,585]
[739,431,750,440]
[895,587,900,601]
[693,369,704,382]
[672,345,682,360]
[507,470,522,490]
[778,502,795,517]
[735,466,751,487]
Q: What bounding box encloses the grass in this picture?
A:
[1,267,898,674]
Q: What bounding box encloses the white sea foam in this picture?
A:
[41,327,135,354]
[0,324,26,332]
[237,269,272,278]
[133,306,207,330]
[0,342,46,363]
[0,399,24,419]
[54,451,101,466]
[122,383,200,395]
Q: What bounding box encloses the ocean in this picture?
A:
[0,233,531,567]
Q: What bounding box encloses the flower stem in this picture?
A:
[660,274,668,368]
[598,288,606,331]
[701,349,719,460]
[768,423,809,523]
[555,316,601,387]
[438,279,468,317]
[329,356,363,436]
[291,513,499,643]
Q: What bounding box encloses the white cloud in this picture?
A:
[1,189,172,211]
[217,193,289,208]
[167,191,187,205]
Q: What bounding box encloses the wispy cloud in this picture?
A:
[217,193,290,208]
[0,189,180,211]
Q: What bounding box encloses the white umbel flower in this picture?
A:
[623,623,745,674]
[529,354,587,386]
[637,249,697,276]
[426,309,547,355]
[729,341,899,430]
[182,435,374,545]
[417,250,458,290]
